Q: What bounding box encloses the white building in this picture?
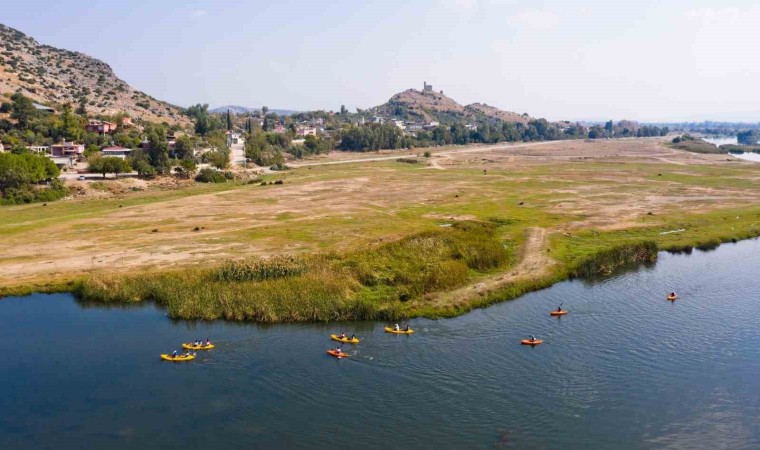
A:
[101,146,132,159]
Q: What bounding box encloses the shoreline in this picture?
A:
[3,231,758,323]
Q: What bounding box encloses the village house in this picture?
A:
[86,120,117,134]
[100,146,132,159]
[119,116,134,128]
[29,145,50,153]
[49,155,77,169]
[393,119,406,130]
[273,124,287,134]
[32,103,55,113]
[296,126,317,137]
[225,131,242,147]
[50,141,84,158]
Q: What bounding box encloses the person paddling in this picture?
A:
[529,335,537,343]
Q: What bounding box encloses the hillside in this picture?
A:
[0,24,190,126]
[373,86,531,125]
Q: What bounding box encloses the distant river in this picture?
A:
[1,239,760,449]
[702,136,760,162]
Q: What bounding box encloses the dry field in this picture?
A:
[1,138,758,293]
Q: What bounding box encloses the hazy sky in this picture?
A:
[3,0,759,122]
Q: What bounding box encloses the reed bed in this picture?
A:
[76,221,511,322]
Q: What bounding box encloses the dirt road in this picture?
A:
[418,227,556,309]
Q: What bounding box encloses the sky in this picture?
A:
[3,0,760,122]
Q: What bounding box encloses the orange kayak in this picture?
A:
[667,294,678,301]
[521,339,543,346]
[550,310,568,316]
[326,349,349,359]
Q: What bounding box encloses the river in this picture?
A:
[1,239,759,449]
[701,136,760,162]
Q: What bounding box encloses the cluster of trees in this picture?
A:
[244,132,287,167]
[0,151,65,204]
[737,130,759,145]
[336,119,581,152]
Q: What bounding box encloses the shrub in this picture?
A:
[195,168,228,183]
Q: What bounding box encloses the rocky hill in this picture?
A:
[0,24,190,126]
[373,86,530,125]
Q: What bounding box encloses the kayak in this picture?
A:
[384,327,414,334]
[550,310,568,316]
[520,339,543,346]
[330,334,360,344]
[182,343,215,350]
[326,349,349,359]
[667,294,678,301]
[160,354,196,362]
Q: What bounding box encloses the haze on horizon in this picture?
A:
[3,0,759,123]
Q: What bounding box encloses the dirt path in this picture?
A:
[419,227,556,309]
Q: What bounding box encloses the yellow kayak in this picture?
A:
[384,326,414,335]
[160,354,195,362]
[182,343,215,350]
[330,334,360,344]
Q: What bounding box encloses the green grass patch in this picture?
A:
[76,221,512,322]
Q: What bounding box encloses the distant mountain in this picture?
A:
[0,24,190,126]
[210,105,299,116]
[372,86,531,125]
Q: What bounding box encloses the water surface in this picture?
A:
[1,239,759,449]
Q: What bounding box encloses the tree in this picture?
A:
[76,97,87,116]
[340,105,347,116]
[88,154,130,178]
[177,158,197,178]
[10,93,37,129]
[206,147,230,170]
[132,160,157,179]
[244,132,285,166]
[186,104,211,136]
[60,103,84,141]
[588,125,606,139]
[226,109,232,131]
[262,106,269,116]
[173,135,194,160]
[147,127,170,173]
[604,120,614,136]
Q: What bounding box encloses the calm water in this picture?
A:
[1,240,759,450]
[701,136,760,162]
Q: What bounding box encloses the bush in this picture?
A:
[423,151,431,157]
[195,168,228,183]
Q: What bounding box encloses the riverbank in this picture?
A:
[3,239,760,449]
[1,138,759,319]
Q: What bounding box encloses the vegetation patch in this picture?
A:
[75,221,511,322]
